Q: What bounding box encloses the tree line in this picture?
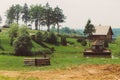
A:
[6,3,65,34]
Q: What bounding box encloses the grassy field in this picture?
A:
[0,52,120,71]
[0,28,120,71]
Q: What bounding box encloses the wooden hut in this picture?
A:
[89,25,113,42]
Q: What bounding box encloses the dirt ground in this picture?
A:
[0,64,120,80]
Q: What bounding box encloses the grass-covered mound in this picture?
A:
[0,28,120,71]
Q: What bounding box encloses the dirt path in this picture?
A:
[0,64,120,80]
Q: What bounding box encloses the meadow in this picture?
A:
[0,28,120,71]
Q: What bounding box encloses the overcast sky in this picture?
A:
[0,0,120,29]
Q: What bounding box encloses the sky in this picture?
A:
[0,0,120,29]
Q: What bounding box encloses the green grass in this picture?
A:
[0,52,120,71]
[0,28,120,71]
[0,28,47,55]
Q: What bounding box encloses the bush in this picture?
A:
[35,31,43,42]
[67,41,74,45]
[77,38,83,42]
[33,49,53,56]
[46,32,58,45]
[61,36,67,46]
[8,23,19,45]
[81,40,87,46]
[13,33,33,56]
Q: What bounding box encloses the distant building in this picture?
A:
[89,25,113,42]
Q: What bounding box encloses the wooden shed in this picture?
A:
[89,25,113,42]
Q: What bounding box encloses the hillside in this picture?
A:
[0,28,49,55]
[0,28,120,71]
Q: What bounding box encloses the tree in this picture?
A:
[83,19,95,46]
[14,33,32,56]
[84,19,95,37]
[61,27,71,34]
[43,3,53,31]
[8,23,19,45]
[30,5,44,30]
[14,4,22,24]
[6,5,16,24]
[53,6,65,34]
[22,3,30,25]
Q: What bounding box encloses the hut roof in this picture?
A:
[93,25,113,35]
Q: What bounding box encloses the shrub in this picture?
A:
[19,25,29,35]
[43,32,49,42]
[35,31,43,42]
[8,23,19,45]
[67,41,74,45]
[77,38,83,42]
[33,49,53,56]
[46,32,58,45]
[81,40,87,46]
[13,33,33,56]
[61,36,67,46]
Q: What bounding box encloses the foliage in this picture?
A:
[33,48,52,56]
[0,30,120,71]
[19,25,29,35]
[29,4,44,30]
[6,4,22,24]
[81,39,87,46]
[35,31,43,42]
[31,31,52,49]
[61,35,67,46]
[13,33,32,56]
[6,3,65,31]
[53,6,65,34]
[22,3,30,25]
[8,23,19,45]
[46,32,58,44]
[60,27,71,34]
[77,38,84,43]
[42,3,53,31]
[6,5,16,24]
[115,36,120,47]
[83,19,95,37]
[14,4,22,24]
